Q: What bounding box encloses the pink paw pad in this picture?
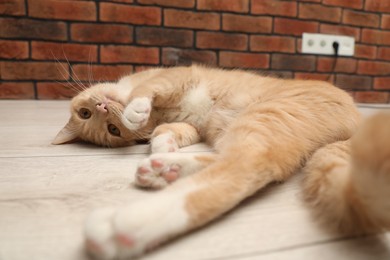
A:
[162,164,180,182]
[116,234,135,248]
[151,159,164,168]
[135,157,182,188]
[137,166,150,174]
[162,170,179,183]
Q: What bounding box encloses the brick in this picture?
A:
[342,10,379,28]
[354,91,389,103]
[0,0,25,15]
[358,61,390,76]
[299,3,341,23]
[317,57,357,73]
[320,24,360,41]
[134,66,158,72]
[294,72,332,81]
[355,44,377,59]
[196,32,247,51]
[0,82,34,99]
[31,42,98,62]
[136,27,193,47]
[162,48,217,66]
[362,29,390,45]
[250,35,295,53]
[0,18,67,41]
[0,40,28,59]
[365,0,390,13]
[1,62,69,80]
[219,52,269,69]
[101,46,159,64]
[71,23,133,43]
[374,77,390,90]
[322,0,363,9]
[271,54,315,71]
[378,47,390,61]
[274,18,318,36]
[72,65,132,82]
[28,0,96,21]
[222,14,272,34]
[197,0,248,13]
[37,82,79,100]
[139,0,194,8]
[335,74,372,90]
[298,0,321,2]
[164,9,220,30]
[100,3,161,25]
[382,15,390,30]
[252,0,297,17]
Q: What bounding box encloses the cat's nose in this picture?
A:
[96,103,108,113]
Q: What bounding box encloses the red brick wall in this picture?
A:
[0,0,390,103]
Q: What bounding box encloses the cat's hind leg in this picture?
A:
[303,112,390,233]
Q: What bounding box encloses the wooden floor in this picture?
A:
[1,100,390,260]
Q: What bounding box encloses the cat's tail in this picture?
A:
[303,112,390,233]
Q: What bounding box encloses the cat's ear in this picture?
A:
[52,120,80,145]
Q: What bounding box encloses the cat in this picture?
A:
[53,65,390,259]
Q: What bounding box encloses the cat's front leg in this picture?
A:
[134,153,214,189]
[151,123,201,153]
[121,97,152,130]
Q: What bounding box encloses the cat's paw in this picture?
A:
[122,97,151,130]
[135,155,182,189]
[151,132,179,153]
[84,208,118,259]
[84,196,190,259]
[134,153,201,189]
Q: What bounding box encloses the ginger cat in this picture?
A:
[53,65,390,259]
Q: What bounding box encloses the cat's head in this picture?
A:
[52,81,150,147]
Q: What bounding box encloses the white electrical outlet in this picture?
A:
[302,33,355,56]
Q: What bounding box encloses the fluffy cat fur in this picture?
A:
[53,65,390,259]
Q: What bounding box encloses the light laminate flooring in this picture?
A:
[1,101,390,260]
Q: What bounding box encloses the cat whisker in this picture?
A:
[90,94,101,105]
[50,51,83,94]
[53,80,81,94]
[88,47,95,86]
[61,48,88,91]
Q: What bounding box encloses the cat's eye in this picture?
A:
[108,124,121,137]
[78,108,91,119]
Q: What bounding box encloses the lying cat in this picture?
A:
[53,65,390,259]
